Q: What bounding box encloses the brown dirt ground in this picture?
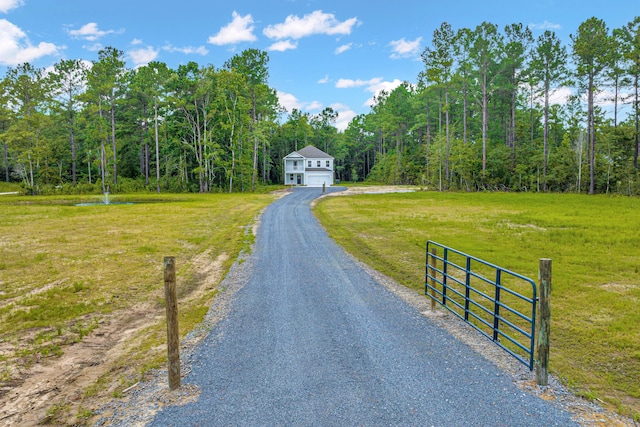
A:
[0,251,229,426]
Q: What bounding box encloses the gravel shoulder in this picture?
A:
[96,187,634,427]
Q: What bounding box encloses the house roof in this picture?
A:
[305,167,332,172]
[296,145,333,159]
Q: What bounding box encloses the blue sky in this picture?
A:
[0,0,635,130]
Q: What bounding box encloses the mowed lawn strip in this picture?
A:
[0,193,273,415]
[315,191,640,420]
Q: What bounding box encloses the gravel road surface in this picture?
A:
[149,187,577,426]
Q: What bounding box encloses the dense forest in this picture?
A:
[1,16,639,195]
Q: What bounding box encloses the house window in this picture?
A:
[326,160,330,168]
[290,174,293,180]
[308,160,311,167]
[317,160,321,167]
[293,160,297,170]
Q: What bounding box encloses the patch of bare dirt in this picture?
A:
[328,185,417,196]
[0,279,68,310]
[0,251,230,426]
[93,246,257,426]
[0,304,155,426]
[309,185,417,208]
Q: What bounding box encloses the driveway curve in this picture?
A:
[150,187,576,426]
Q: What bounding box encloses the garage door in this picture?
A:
[306,173,331,187]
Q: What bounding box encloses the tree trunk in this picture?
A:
[463,76,468,145]
[511,82,517,150]
[262,138,267,184]
[4,142,8,182]
[445,88,450,188]
[145,142,150,186]
[251,89,258,192]
[28,155,34,188]
[194,99,204,193]
[530,86,535,145]
[543,78,550,192]
[588,75,596,195]
[230,147,235,193]
[70,109,77,185]
[155,98,161,193]
[481,63,488,175]
[111,100,117,186]
[635,74,639,169]
[101,142,106,193]
[98,98,107,193]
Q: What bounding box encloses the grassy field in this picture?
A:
[0,182,21,193]
[0,192,274,424]
[315,190,640,420]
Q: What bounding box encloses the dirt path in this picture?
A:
[0,249,229,426]
[0,304,156,425]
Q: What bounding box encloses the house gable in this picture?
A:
[283,145,334,187]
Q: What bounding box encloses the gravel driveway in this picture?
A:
[148,187,577,426]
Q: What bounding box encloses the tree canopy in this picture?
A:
[1,16,639,195]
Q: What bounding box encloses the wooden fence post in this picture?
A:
[429,248,437,311]
[536,258,552,386]
[164,256,181,390]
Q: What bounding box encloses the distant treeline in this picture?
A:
[1,16,639,194]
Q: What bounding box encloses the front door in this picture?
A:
[297,175,301,184]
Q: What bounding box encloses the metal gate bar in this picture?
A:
[425,241,538,370]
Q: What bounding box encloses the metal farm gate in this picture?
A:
[425,241,538,370]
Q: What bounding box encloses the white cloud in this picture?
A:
[264,10,359,40]
[335,77,374,89]
[389,37,422,59]
[162,44,208,55]
[68,22,121,41]
[591,89,633,107]
[306,101,323,111]
[0,19,61,66]
[527,84,573,106]
[549,87,572,105]
[336,77,402,93]
[83,43,104,52]
[128,46,159,67]
[268,40,298,52]
[529,20,561,31]
[336,77,404,106]
[335,43,352,55]
[330,103,357,132]
[208,11,256,46]
[131,38,143,46]
[318,75,329,84]
[0,0,22,13]
[277,91,325,115]
[277,91,302,112]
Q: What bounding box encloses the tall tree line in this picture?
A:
[0,48,283,193]
[347,16,640,195]
[1,16,640,195]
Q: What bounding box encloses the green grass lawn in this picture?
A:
[0,192,273,423]
[315,190,640,420]
[0,182,21,193]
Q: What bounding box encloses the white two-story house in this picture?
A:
[283,145,334,187]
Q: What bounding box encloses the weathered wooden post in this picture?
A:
[536,258,552,386]
[429,248,437,311]
[322,182,326,194]
[164,256,181,390]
